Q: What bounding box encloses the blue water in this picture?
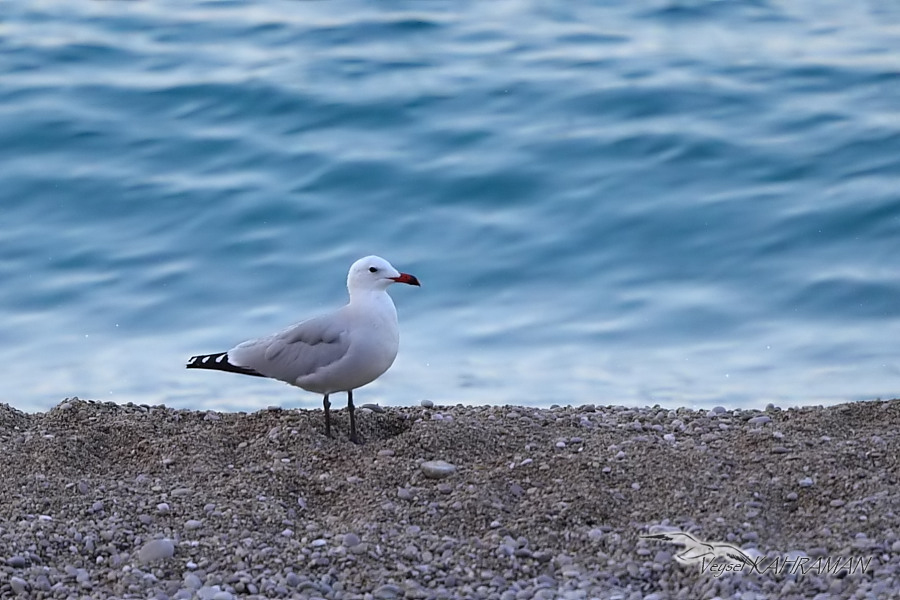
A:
[3,0,900,413]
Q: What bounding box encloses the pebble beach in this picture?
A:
[1,397,899,600]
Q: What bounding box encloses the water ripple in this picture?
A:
[2,0,900,411]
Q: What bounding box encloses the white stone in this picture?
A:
[420,460,457,479]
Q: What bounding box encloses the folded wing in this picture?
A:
[228,314,350,385]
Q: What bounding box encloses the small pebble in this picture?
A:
[10,577,28,595]
[6,556,27,568]
[373,583,402,599]
[138,539,175,563]
[420,460,457,479]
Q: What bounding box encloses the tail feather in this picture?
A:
[186,352,265,378]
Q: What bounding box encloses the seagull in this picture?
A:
[186,255,420,443]
[640,531,755,567]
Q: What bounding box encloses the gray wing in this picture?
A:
[228,313,350,385]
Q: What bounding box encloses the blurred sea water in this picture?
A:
[2,0,900,413]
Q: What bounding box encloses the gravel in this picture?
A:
[0,396,899,598]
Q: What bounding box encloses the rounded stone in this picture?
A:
[6,556,27,568]
[138,538,175,563]
[373,583,402,599]
[420,460,457,479]
[184,573,203,589]
[10,577,28,595]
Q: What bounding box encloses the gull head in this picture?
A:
[348,255,420,293]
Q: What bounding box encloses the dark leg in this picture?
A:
[348,390,359,444]
[323,394,332,438]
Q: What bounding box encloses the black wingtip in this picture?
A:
[186,352,265,378]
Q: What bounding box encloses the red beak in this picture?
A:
[390,273,420,286]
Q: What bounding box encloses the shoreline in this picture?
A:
[1,397,898,599]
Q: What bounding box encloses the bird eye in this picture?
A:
[369,266,378,273]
